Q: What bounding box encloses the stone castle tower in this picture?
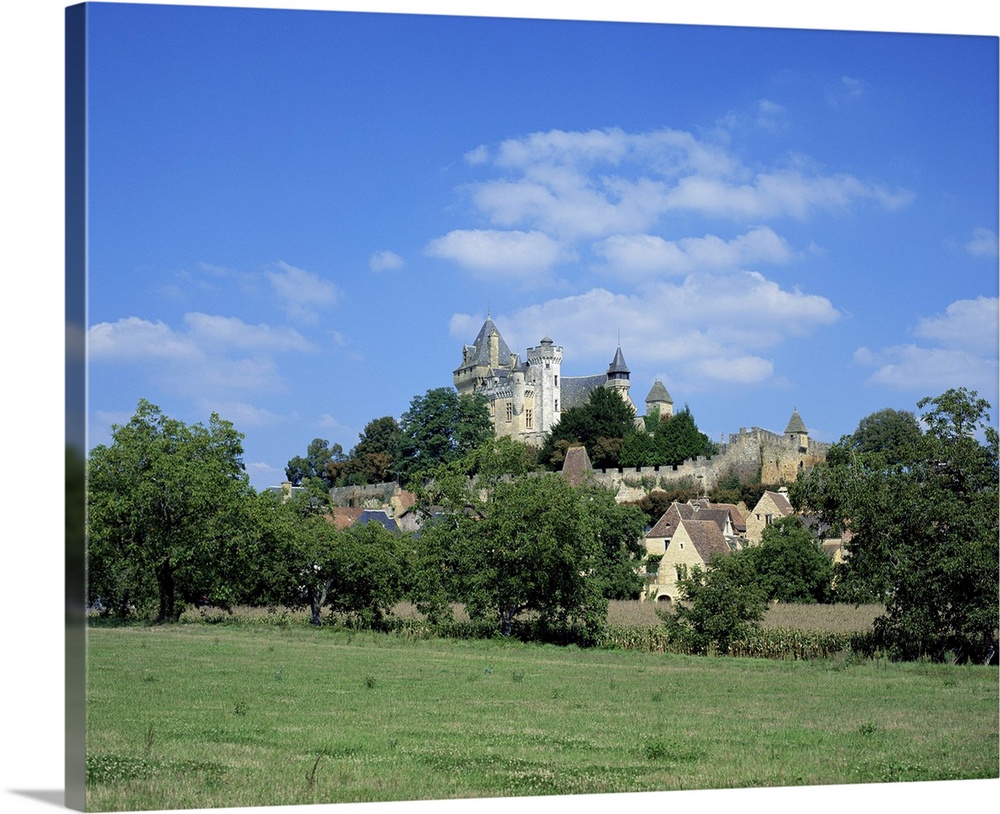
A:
[454,316,635,446]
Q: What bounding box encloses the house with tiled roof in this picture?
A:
[653,517,732,603]
[644,502,696,556]
[745,488,795,545]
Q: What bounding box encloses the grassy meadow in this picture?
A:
[86,607,999,811]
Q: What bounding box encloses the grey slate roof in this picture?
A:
[645,380,673,405]
[355,509,401,532]
[560,374,607,410]
[785,408,808,435]
[465,317,513,368]
[607,346,630,375]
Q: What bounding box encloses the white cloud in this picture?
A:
[87,312,320,403]
[449,126,912,242]
[195,401,286,428]
[183,313,314,352]
[265,261,339,324]
[88,317,201,361]
[593,227,793,278]
[425,229,576,278]
[474,274,839,390]
[855,344,998,395]
[966,227,999,258]
[856,296,999,395]
[914,296,998,355]
[369,250,404,272]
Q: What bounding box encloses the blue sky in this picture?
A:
[79,2,999,490]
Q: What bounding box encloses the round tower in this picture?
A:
[527,336,563,435]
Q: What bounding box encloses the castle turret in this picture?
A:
[527,336,563,436]
[605,345,634,411]
[785,408,809,451]
[644,380,674,419]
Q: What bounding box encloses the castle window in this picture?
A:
[505,402,513,423]
[525,409,533,429]
[554,375,558,386]
[554,400,559,412]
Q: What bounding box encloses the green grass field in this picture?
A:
[85,617,999,811]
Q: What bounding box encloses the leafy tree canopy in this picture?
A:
[398,388,493,485]
[539,386,636,469]
[88,400,259,622]
[747,515,834,603]
[285,437,344,488]
[792,388,999,663]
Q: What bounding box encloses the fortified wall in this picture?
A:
[587,425,830,501]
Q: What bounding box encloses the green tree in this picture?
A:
[792,388,999,663]
[398,387,493,484]
[412,473,643,642]
[747,515,834,603]
[285,438,345,488]
[345,415,404,484]
[258,491,403,627]
[539,387,636,469]
[87,400,258,622]
[661,554,767,655]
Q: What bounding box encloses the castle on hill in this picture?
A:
[454,314,673,446]
[453,315,829,489]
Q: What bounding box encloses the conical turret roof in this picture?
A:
[466,316,513,367]
[785,408,808,435]
[645,380,673,404]
[607,346,630,375]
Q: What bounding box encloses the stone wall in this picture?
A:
[588,426,830,499]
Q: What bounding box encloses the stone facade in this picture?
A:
[454,316,636,445]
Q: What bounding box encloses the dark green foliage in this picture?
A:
[285,438,345,488]
[410,473,645,643]
[398,388,493,485]
[87,400,259,622]
[619,405,716,468]
[257,491,403,627]
[539,387,636,469]
[343,415,404,485]
[660,554,767,656]
[793,388,999,663]
[747,516,834,603]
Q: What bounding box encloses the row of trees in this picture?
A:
[87,404,645,642]
[88,387,998,663]
[285,388,493,489]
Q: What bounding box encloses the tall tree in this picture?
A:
[285,438,344,488]
[792,388,999,663]
[398,387,493,484]
[88,400,258,621]
[346,415,404,484]
[540,386,636,469]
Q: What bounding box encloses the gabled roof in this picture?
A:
[690,507,731,534]
[757,490,794,516]
[647,502,695,538]
[561,445,594,487]
[645,380,673,404]
[607,346,630,375]
[785,408,808,435]
[702,502,747,533]
[674,518,732,562]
